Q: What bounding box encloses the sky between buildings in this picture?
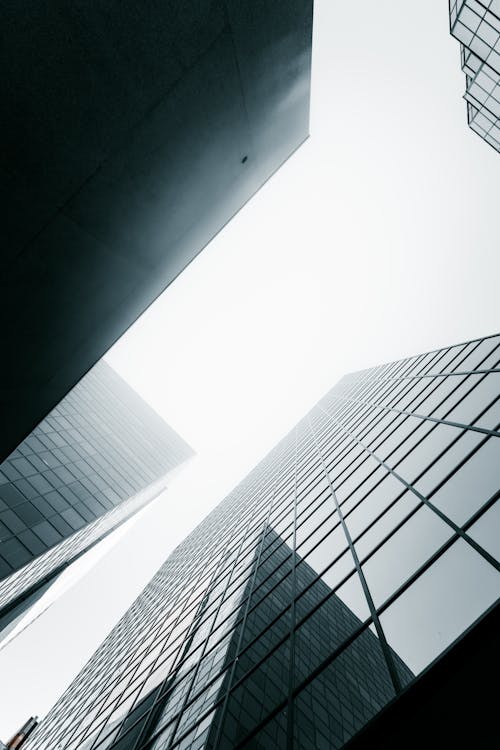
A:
[1,0,499,740]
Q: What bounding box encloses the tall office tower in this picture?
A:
[24,334,500,750]
[0,360,193,629]
[449,0,500,151]
[1,0,313,462]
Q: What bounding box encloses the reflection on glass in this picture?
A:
[242,588,291,653]
[430,437,500,525]
[344,472,405,541]
[316,549,354,594]
[475,398,500,431]
[141,532,398,750]
[445,374,500,428]
[293,630,404,750]
[336,569,370,622]
[413,429,482,497]
[173,674,224,742]
[363,506,454,607]
[223,638,291,744]
[392,424,461,484]
[354,491,420,561]
[468,502,500,562]
[299,522,348,579]
[381,540,500,675]
[295,550,354,623]
[339,465,389,516]
[295,497,335,546]
[296,511,338,557]
[333,456,379,505]
[374,417,420,462]
[27,337,500,750]
[456,338,499,373]
[295,571,370,687]
[247,710,287,750]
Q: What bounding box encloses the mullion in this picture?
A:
[347,348,494,400]
[286,428,299,748]
[334,391,500,440]
[111,528,248,749]
[319,404,500,574]
[307,415,403,697]
[85,584,212,750]
[330,360,500,469]
[33,334,500,750]
[159,528,253,750]
[204,445,289,750]
[407,345,500,413]
[232,616,374,749]
[165,456,499,750]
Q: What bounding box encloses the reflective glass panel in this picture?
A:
[362,506,454,606]
[467,501,500,561]
[294,631,396,749]
[430,437,500,525]
[381,540,500,675]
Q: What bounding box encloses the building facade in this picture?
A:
[449,0,500,151]
[0,360,193,624]
[24,334,500,750]
[1,0,313,463]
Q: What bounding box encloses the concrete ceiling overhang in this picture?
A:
[0,0,313,461]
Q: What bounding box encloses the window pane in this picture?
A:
[354,492,420,561]
[380,540,500,675]
[244,710,287,749]
[383,420,434,468]
[374,417,421,461]
[413,429,482,497]
[296,511,338,558]
[344,473,406,541]
[338,465,387,516]
[296,497,335,546]
[467,501,500,562]
[294,630,396,749]
[445,374,500,427]
[392,424,462,484]
[362,506,454,606]
[410,376,465,418]
[298,522,348,579]
[429,437,500,525]
[475,397,500,431]
[295,550,355,623]
[334,456,380,505]
[223,639,290,745]
[294,573,367,687]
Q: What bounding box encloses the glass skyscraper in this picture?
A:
[449,0,500,151]
[23,334,500,750]
[0,360,193,627]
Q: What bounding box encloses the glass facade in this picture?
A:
[449,0,500,151]
[24,335,500,750]
[0,361,193,618]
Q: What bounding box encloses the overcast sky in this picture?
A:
[1,0,499,740]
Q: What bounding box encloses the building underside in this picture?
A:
[1,0,314,461]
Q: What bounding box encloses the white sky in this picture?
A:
[1,0,499,740]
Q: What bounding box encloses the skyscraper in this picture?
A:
[23,334,500,749]
[0,0,314,462]
[449,0,500,151]
[0,360,193,629]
